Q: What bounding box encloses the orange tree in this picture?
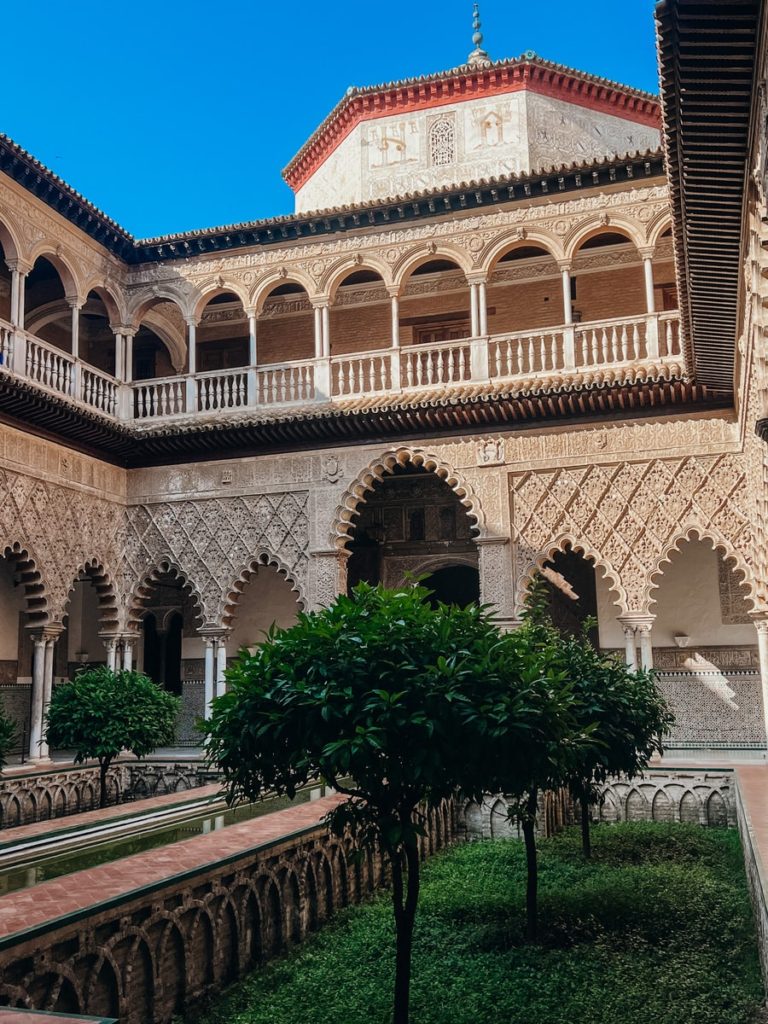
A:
[46,668,180,807]
[204,582,580,1024]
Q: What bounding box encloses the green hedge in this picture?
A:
[190,823,763,1024]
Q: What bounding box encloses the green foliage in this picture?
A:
[205,582,513,850]
[189,824,763,1024]
[0,700,15,770]
[46,667,180,765]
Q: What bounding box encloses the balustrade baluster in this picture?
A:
[527,335,534,373]
[665,319,673,356]
[632,324,641,360]
[447,348,455,382]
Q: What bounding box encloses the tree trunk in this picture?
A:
[580,798,592,859]
[98,757,112,809]
[389,829,420,1024]
[521,787,539,943]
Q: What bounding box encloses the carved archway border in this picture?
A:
[126,558,206,632]
[330,446,487,551]
[645,526,760,616]
[222,550,307,628]
[387,553,479,589]
[516,533,629,616]
[1,540,48,625]
[60,558,120,633]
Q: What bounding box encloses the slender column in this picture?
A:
[28,636,47,760]
[247,310,257,365]
[17,270,26,329]
[753,617,768,748]
[561,265,573,325]
[69,299,81,360]
[390,294,400,348]
[622,625,638,670]
[112,332,123,381]
[123,637,134,672]
[313,306,323,359]
[642,255,656,313]
[470,282,480,337]
[203,638,216,714]
[638,622,654,670]
[215,640,227,698]
[9,267,19,326]
[478,280,488,336]
[105,638,117,672]
[124,331,135,384]
[38,637,57,761]
[186,318,197,375]
[322,304,330,358]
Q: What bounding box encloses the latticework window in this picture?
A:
[429,119,455,166]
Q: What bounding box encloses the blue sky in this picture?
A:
[1,1,659,238]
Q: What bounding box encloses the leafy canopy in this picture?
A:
[46,667,180,764]
[206,582,555,849]
[0,702,15,771]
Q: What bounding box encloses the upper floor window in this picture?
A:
[429,118,455,166]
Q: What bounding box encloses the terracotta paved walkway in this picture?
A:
[0,782,223,848]
[0,794,343,942]
[0,1012,114,1022]
[735,765,768,858]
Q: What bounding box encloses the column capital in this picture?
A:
[5,257,33,276]
[466,273,489,286]
[617,614,654,630]
[184,315,199,328]
[557,260,573,273]
[245,306,257,319]
[474,534,509,547]
[65,295,83,311]
[638,247,655,261]
[199,628,229,642]
[385,285,401,299]
[750,611,768,632]
[310,296,331,309]
[27,624,64,643]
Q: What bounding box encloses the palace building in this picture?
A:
[0,1,765,762]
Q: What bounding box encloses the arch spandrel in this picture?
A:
[330,446,487,552]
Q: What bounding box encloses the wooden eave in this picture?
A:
[656,0,761,394]
[0,373,725,468]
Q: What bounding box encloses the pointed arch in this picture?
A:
[126,558,205,632]
[58,558,119,631]
[516,533,628,616]
[645,526,758,616]
[330,446,486,551]
[0,540,49,624]
[221,550,306,628]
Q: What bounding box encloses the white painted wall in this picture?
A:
[597,539,756,649]
[294,90,660,213]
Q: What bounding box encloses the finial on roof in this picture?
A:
[467,2,490,66]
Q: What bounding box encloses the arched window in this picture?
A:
[429,118,455,167]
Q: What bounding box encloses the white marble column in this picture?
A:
[105,638,118,672]
[390,294,400,348]
[313,306,323,359]
[38,636,57,761]
[622,624,638,670]
[9,266,20,326]
[470,282,480,337]
[124,331,135,384]
[322,304,330,358]
[247,310,257,365]
[215,639,228,698]
[478,280,488,336]
[642,254,656,313]
[186,318,197,375]
[122,637,135,672]
[561,265,573,325]
[28,635,47,760]
[203,638,216,714]
[638,621,654,670]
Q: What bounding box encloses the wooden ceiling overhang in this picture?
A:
[656,0,761,396]
[0,372,726,469]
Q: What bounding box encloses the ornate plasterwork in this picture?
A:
[123,493,310,629]
[330,446,487,550]
[511,454,758,616]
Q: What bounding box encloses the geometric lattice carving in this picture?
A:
[0,468,123,626]
[123,492,309,628]
[511,454,756,615]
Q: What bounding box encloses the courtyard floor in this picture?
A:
[190,822,764,1024]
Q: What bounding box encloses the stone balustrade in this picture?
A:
[0,311,682,426]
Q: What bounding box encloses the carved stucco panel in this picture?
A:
[510,453,758,617]
[123,492,310,628]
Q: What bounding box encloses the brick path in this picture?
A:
[735,765,768,857]
[0,794,343,941]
